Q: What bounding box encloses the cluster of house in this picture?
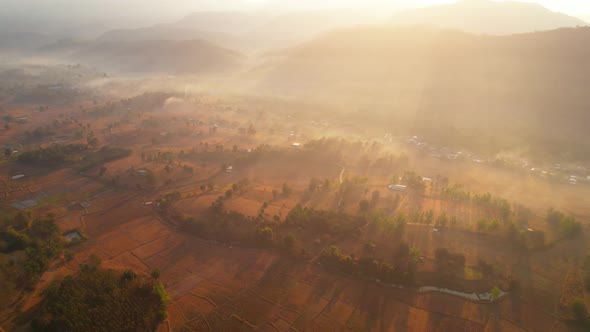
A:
[388,134,590,186]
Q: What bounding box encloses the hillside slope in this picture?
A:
[258,26,590,160]
[392,0,586,35]
[57,39,245,75]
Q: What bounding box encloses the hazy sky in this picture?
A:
[2,0,590,20]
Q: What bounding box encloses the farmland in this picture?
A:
[0,66,589,332]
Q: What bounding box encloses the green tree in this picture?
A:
[370,190,380,206]
[409,247,421,264]
[86,254,102,271]
[490,286,501,300]
[283,234,295,249]
[12,211,31,230]
[572,298,588,321]
[359,200,370,213]
[259,226,273,244]
[151,268,161,280]
[282,183,292,196]
[122,269,137,282]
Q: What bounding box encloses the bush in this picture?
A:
[151,269,161,280]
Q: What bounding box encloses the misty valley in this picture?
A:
[1,1,590,331]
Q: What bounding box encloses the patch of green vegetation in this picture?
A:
[0,212,62,300]
[546,208,581,239]
[464,267,483,281]
[19,144,88,165]
[320,244,417,285]
[77,146,131,171]
[32,260,169,332]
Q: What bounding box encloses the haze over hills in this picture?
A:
[391,0,587,35]
[97,10,382,52]
[70,39,245,75]
[97,26,234,44]
[34,38,244,76]
[258,26,590,160]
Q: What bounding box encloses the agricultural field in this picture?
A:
[0,68,589,332]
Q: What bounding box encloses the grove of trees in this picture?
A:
[32,260,169,332]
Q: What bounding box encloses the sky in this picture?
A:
[2,0,590,21]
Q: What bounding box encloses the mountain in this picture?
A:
[68,39,244,75]
[98,10,380,52]
[391,0,587,35]
[172,11,266,35]
[243,11,379,50]
[97,25,233,44]
[0,32,61,56]
[258,26,590,160]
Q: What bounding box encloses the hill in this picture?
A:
[391,0,587,35]
[258,26,590,160]
[98,25,232,43]
[98,10,379,52]
[62,39,244,75]
[172,11,266,35]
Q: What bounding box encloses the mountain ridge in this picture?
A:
[391,0,587,35]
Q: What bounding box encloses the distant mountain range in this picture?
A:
[391,0,587,35]
[96,11,379,52]
[33,37,243,75]
[1,1,588,78]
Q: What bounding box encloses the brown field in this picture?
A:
[0,90,588,332]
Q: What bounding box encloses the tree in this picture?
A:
[12,212,31,230]
[247,124,256,136]
[546,207,564,226]
[572,298,588,321]
[282,183,292,196]
[394,242,410,258]
[308,178,321,192]
[370,190,380,206]
[225,189,233,199]
[490,286,501,300]
[527,230,545,249]
[436,212,448,229]
[364,242,376,254]
[359,200,370,213]
[258,226,273,245]
[283,234,295,249]
[121,269,137,282]
[151,268,161,280]
[86,254,102,271]
[200,185,206,192]
[87,134,98,148]
[99,166,107,176]
[409,247,421,264]
[207,182,214,191]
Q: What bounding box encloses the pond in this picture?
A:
[63,230,83,243]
